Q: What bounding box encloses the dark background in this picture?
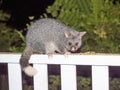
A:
[0,0,54,29]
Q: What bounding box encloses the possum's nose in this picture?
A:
[71,46,76,52]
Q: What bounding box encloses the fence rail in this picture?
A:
[0,54,120,90]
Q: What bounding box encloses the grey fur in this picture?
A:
[20,18,86,76]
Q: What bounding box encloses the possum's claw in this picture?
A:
[64,52,71,58]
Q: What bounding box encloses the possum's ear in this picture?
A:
[78,31,86,37]
[64,31,71,38]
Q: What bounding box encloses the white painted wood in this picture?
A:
[1,54,120,90]
[30,55,120,66]
[92,66,109,90]
[8,63,22,90]
[0,54,21,63]
[34,64,48,90]
[0,54,120,66]
[61,65,77,90]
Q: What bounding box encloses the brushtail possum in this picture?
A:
[20,18,86,76]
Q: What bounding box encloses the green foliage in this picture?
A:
[46,0,91,30]
[0,23,25,52]
[48,75,120,90]
[0,0,120,53]
[49,75,61,90]
[45,0,120,53]
[77,76,91,90]
[0,10,10,21]
[110,78,120,90]
[48,75,91,90]
[0,10,25,52]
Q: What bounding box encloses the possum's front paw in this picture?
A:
[23,65,37,77]
[64,52,71,58]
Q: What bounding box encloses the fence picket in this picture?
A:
[8,63,22,90]
[92,66,109,90]
[61,65,77,90]
[0,54,120,90]
[34,64,48,90]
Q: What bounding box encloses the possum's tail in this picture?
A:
[20,46,37,77]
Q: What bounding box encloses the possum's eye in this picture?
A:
[68,42,72,46]
[75,42,78,46]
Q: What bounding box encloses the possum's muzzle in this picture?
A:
[70,46,77,52]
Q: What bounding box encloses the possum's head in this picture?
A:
[65,31,86,53]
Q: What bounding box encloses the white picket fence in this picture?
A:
[0,54,120,90]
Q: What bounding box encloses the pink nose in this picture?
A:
[71,47,76,52]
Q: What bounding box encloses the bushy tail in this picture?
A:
[20,46,37,77]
